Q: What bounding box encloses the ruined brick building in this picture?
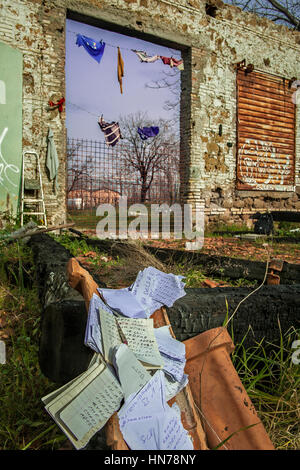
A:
[0,0,299,227]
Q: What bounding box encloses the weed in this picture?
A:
[231,326,300,450]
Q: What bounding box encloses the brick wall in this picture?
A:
[0,0,299,227]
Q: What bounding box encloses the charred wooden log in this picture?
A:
[28,233,106,384]
[166,286,300,347]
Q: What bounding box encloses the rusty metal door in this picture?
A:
[236,69,296,191]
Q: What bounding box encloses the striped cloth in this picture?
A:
[98,116,122,147]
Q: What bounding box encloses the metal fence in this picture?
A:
[67,138,180,228]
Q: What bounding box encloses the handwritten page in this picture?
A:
[43,355,123,449]
[60,366,123,441]
[118,317,164,369]
[130,267,186,316]
[99,308,164,369]
[96,267,186,320]
[154,326,186,361]
[118,370,193,450]
[84,294,114,354]
[113,343,152,400]
[153,326,186,382]
[98,307,122,363]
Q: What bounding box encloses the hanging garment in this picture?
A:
[117,47,124,94]
[138,127,160,140]
[98,116,122,147]
[46,127,59,193]
[160,56,184,70]
[132,50,160,63]
[76,34,106,63]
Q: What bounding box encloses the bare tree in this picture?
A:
[67,142,94,194]
[118,112,180,203]
[225,0,300,30]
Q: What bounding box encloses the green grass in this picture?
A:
[0,241,66,450]
[230,326,300,449]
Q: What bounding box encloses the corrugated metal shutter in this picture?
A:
[236,69,296,191]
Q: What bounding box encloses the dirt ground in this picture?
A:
[144,236,300,264]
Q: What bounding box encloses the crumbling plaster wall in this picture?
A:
[0,0,299,226]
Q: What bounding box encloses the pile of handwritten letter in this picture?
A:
[42,267,193,450]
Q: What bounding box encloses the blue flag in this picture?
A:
[138,127,160,140]
[76,34,106,63]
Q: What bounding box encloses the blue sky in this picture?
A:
[65,19,182,141]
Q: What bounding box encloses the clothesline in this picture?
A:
[66,101,160,147]
[67,100,99,118]
[67,29,182,59]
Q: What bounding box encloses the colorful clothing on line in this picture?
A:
[118,47,124,94]
[160,56,184,70]
[76,34,106,63]
[98,117,122,147]
[138,127,160,140]
[132,50,160,63]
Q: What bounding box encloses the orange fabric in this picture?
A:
[117,47,124,94]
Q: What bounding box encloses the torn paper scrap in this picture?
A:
[99,287,147,319]
[164,372,189,402]
[118,370,193,450]
[131,267,186,311]
[154,325,186,361]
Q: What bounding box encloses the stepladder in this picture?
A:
[20,150,47,227]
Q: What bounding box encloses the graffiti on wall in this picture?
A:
[238,139,292,189]
[0,42,23,215]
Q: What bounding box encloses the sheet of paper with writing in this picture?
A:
[60,366,124,441]
[130,270,162,317]
[118,370,193,450]
[131,267,186,313]
[98,307,122,363]
[113,343,152,400]
[117,317,164,369]
[42,355,124,449]
[99,308,163,369]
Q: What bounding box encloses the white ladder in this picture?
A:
[20,150,47,227]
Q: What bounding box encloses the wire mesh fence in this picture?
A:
[67,137,180,229]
